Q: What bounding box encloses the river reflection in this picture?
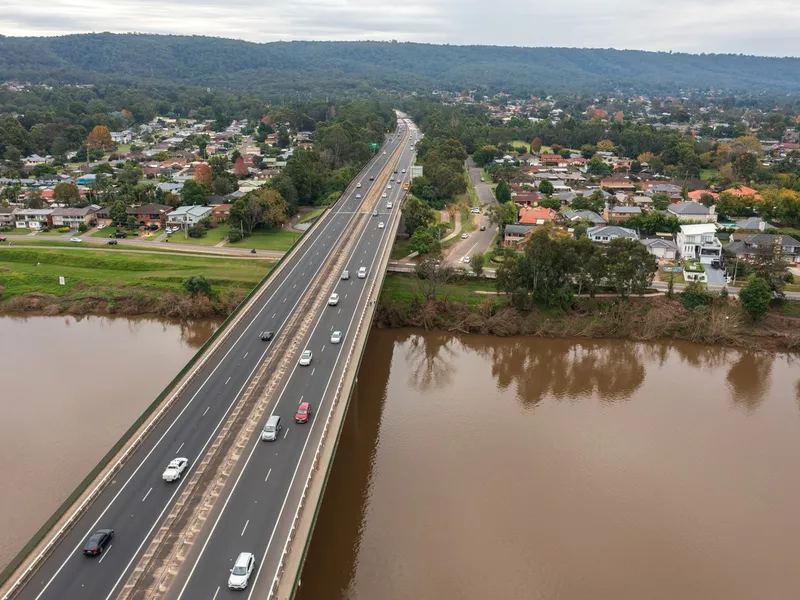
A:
[298,329,800,600]
[0,314,219,571]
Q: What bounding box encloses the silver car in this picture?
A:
[330,330,343,344]
[261,415,282,442]
[299,350,313,366]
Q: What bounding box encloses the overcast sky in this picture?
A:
[3,0,800,57]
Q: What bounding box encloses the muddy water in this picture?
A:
[0,314,219,571]
[297,330,800,600]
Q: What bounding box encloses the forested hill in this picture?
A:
[2,34,800,97]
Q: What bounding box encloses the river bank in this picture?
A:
[0,247,273,318]
[377,274,800,353]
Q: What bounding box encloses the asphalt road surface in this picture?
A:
[445,159,498,265]
[8,120,416,600]
[169,124,418,600]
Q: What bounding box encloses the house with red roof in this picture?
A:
[723,185,762,200]
[518,206,558,225]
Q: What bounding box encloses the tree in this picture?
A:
[229,188,289,235]
[487,200,518,230]
[699,193,716,208]
[495,179,511,203]
[470,253,485,277]
[580,144,597,159]
[194,163,212,189]
[597,139,615,152]
[126,215,138,230]
[53,183,81,207]
[531,137,543,153]
[408,227,439,256]
[402,195,435,235]
[651,193,671,211]
[739,276,771,322]
[586,157,612,176]
[733,152,758,181]
[86,125,114,152]
[233,157,249,178]
[181,179,210,206]
[187,223,207,238]
[182,275,212,297]
[571,192,605,214]
[604,238,657,296]
[750,238,790,300]
[25,189,44,209]
[538,197,561,211]
[109,200,127,226]
[32,164,56,177]
[630,160,642,174]
[415,257,455,303]
[538,180,554,196]
[472,145,499,167]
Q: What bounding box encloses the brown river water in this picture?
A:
[0,314,219,571]
[297,329,800,600]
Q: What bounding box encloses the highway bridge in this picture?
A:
[3,116,417,600]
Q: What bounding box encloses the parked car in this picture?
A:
[463,256,471,264]
[461,233,469,239]
[228,552,255,590]
[162,457,189,482]
[82,529,114,556]
[107,240,118,245]
[330,330,343,344]
[113,232,127,239]
[299,349,313,366]
[260,331,274,341]
[328,293,340,306]
[97,224,106,230]
[0,237,8,242]
[295,401,312,424]
[471,207,481,214]
[261,415,282,442]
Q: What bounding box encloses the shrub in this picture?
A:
[681,281,714,309]
[228,228,244,243]
[182,275,213,296]
[187,224,207,238]
[58,227,71,233]
[739,276,772,322]
[77,223,88,233]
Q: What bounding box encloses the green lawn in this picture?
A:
[91,227,123,239]
[171,224,229,246]
[228,228,298,252]
[381,273,499,306]
[391,238,413,260]
[511,140,530,151]
[297,207,326,224]
[0,247,272,300]
[1,228,38,236]
[37,229,71,236]
[700,169,718,182]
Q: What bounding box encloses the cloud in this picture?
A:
[1,0,799,56]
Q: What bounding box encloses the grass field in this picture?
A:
[228,228,298,252]
[171,224,229,246]
[1,228,38,236]
[0,247,272,301]
[298,207,326,224]
[91,227,122,239]
[381,273,498,306]
[700,169,718,181]
[391,238,413,260]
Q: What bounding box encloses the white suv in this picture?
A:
[328,293,339,306]
[228,552,255,590]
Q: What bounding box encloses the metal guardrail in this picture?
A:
[0,131,396,600]
[267,129,409,599]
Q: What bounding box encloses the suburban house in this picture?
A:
[723,185,762,200]
[732,217,776,231]
[666,201,717,223]
[126,203,172,227]
[511,192,540,207]
[726,233,800,264]
[645,183,683,201]
[518,206,558,226]
[603,206,642,222]
[677,223,722,261]
[539,154,563,166]
[166,205,212,227]
[564,210,606,225]
[13,208,53,229]
[94,207,113,227]
[50,206,98,228]
[600,178,636,193]
[0,206,15,228]
[211,204,232,222]
[640,238,678,260]
[586,225,638,243]
[503,224,534,248]
[75,174,96,185]
[157,182,184,194]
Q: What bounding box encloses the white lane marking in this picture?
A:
[202,406,210,417]
[321,345,325,353]
[225,376,231,385]
[344,294,347,299]
[212,586,220,600]
[175,442,184,454]
[337,308,341,314]
[311,368,315,376]
[272,313,276,319]
[283,297,286,302]
[243,352,248,359]
[142,488,153,502]
[241,520,249,537]
[283,429,289,440]
[98,546,112,564]
[264,469,272,482]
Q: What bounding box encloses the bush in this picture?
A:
[187,224,207,238]
[182,275,213,297]
[77,223,88,233]
[58,227,71,233]
[228,228,244,243]
[681,281,714,309]
[739,275,771,322]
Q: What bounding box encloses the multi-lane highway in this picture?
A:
[7,118,417,600]
[168,123,417,600]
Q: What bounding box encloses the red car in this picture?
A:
[295,401,312,424]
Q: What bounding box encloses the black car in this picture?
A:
[260,331,274,341]
[107,240,118,245]
[369,176,375,181]
[83,529,114,555]
[113,232,127,239]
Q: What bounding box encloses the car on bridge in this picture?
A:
[341,270,350,280]
[331,330,343,344]
[228,552,255,590]
[328,293,340,306]
[299,349,313,366]
[260,330,274,341]
[261,415,282,442]
[295,401,312,424]
[162,457,189,482]
[82,529,114,556]
[378,222,385,229]
[358,266,367,278]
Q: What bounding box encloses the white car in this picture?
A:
[70,237,82,243]
[461,233,469,239]
[356,193,361,199]
[378,222,385,229]
[299,350,313,366]
[386,202,393,209]
[471,207,481,214]
[387,184,392,190]
[330,330,343,344]
[383,151,387,155]
[228,552,255,590]
[382,192,388,198]
[358,266,367,279]
[357,182,362,188]
[401,168,406,173]
[328,293,339,306]
[162,457,188,482]
[463,256,471,264]
[97,224,106,230]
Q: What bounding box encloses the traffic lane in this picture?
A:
[445,215,497,265]
[13,177,389,599]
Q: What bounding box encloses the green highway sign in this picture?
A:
[369,143,379,150]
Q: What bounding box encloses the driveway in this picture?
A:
[700,257,727,287]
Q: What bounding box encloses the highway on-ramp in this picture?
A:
[6,120,415,600]
[167,123,418,600]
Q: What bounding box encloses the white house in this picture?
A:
[677,223,722,261]
[586,225,638,243]
[667,201,717,223]
[13,208,53,229]
[166,205,212,227]
[111,131,133,145]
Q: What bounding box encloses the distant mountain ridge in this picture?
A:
[1,34,799,97]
